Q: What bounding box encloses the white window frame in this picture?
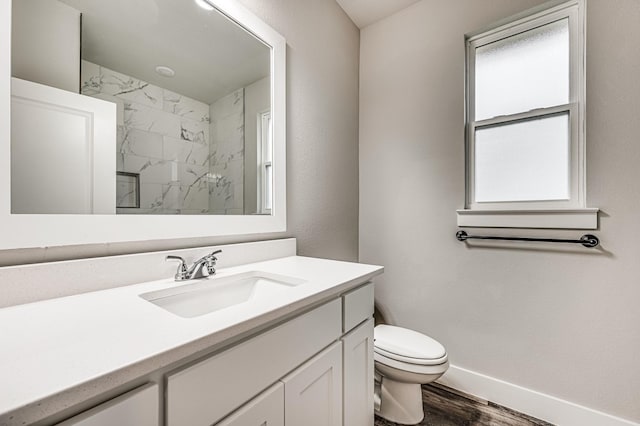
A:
[257,109,272,214]
[457,0,598,229]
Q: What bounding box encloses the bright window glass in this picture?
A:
[474,113,570,202]
[475,19,569,121]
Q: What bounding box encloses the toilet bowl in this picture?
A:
[374,324,449,425]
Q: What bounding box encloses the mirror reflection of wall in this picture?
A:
[10,0,271,216]
[244,77,272,215]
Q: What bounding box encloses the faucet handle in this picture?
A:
[166,255,188,281]
[205,249,222,275]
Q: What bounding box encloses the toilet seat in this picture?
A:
[374,351,449,376]
[374,346,448,365]
[374,325,447,365]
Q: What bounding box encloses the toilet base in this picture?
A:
[376,377,424,425]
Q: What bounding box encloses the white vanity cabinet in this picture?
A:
[42,281,375,426]
[166,282,375,426]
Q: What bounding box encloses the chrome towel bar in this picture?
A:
[455,230,599,248]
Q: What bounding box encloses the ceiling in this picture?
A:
[60,0,270,104]
[335,0,421,28]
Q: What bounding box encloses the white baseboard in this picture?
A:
[436,365,639,426]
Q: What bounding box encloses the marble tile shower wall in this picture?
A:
[81,60,213,214]
[209,89,245,215]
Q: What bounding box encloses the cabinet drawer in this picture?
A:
[166,299,342,426]
[56,383,158,426]
[343,282,374,332]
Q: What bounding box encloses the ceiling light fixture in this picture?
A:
[194,0,215,11]
[155,65,176,78]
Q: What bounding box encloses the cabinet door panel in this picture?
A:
[216,382,283,426]
[342,318,374,426]
[166,300,341,426]
[282,342,342,426]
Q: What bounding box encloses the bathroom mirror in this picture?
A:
[12,0,274,216]
[0,0,286,248]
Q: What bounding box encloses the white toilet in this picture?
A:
[374,324,449,425]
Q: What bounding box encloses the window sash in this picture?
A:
[258,110,272,214]
[465,0,585,211]
[262,162,272,212]
[468,105,577,209]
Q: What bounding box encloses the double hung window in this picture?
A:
[458,0,597,229]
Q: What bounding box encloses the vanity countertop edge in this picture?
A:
[0,255,383,425]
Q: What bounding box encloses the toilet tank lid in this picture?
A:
[374,324,446,360]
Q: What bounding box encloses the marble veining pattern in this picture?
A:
[81,60,219,214]
[163,89,210,123]
[82,61,162,109]
[123,101,182,138]
[209,88,245,214]
[180,119,209,145]
[118,127,163,160]
[163,136,210,167]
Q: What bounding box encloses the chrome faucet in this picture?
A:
[166,249,222,281]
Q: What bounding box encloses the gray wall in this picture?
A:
[241,0,361,261]
[359,0,640,422]
[244,76,270,214]
[1,0,360,266]
[12,0,80,92]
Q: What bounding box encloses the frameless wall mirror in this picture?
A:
[0,0,286,249]
[11,0,274,216]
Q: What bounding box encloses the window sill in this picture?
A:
[456,208,599,229]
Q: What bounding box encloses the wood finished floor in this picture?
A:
[374,384,554,426]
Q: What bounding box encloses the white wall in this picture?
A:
[359,0,640,422]
[0,0,360,265]
[11,0,80,92]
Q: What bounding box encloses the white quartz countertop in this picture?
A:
[0,255,383,420]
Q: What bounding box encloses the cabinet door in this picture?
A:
[166,299,341,426]
[342,318,374,426]
[216,383,283,426]
[282,342,342,426]
[56,384,158,426]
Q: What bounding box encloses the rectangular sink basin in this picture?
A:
[140,271,306,318]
